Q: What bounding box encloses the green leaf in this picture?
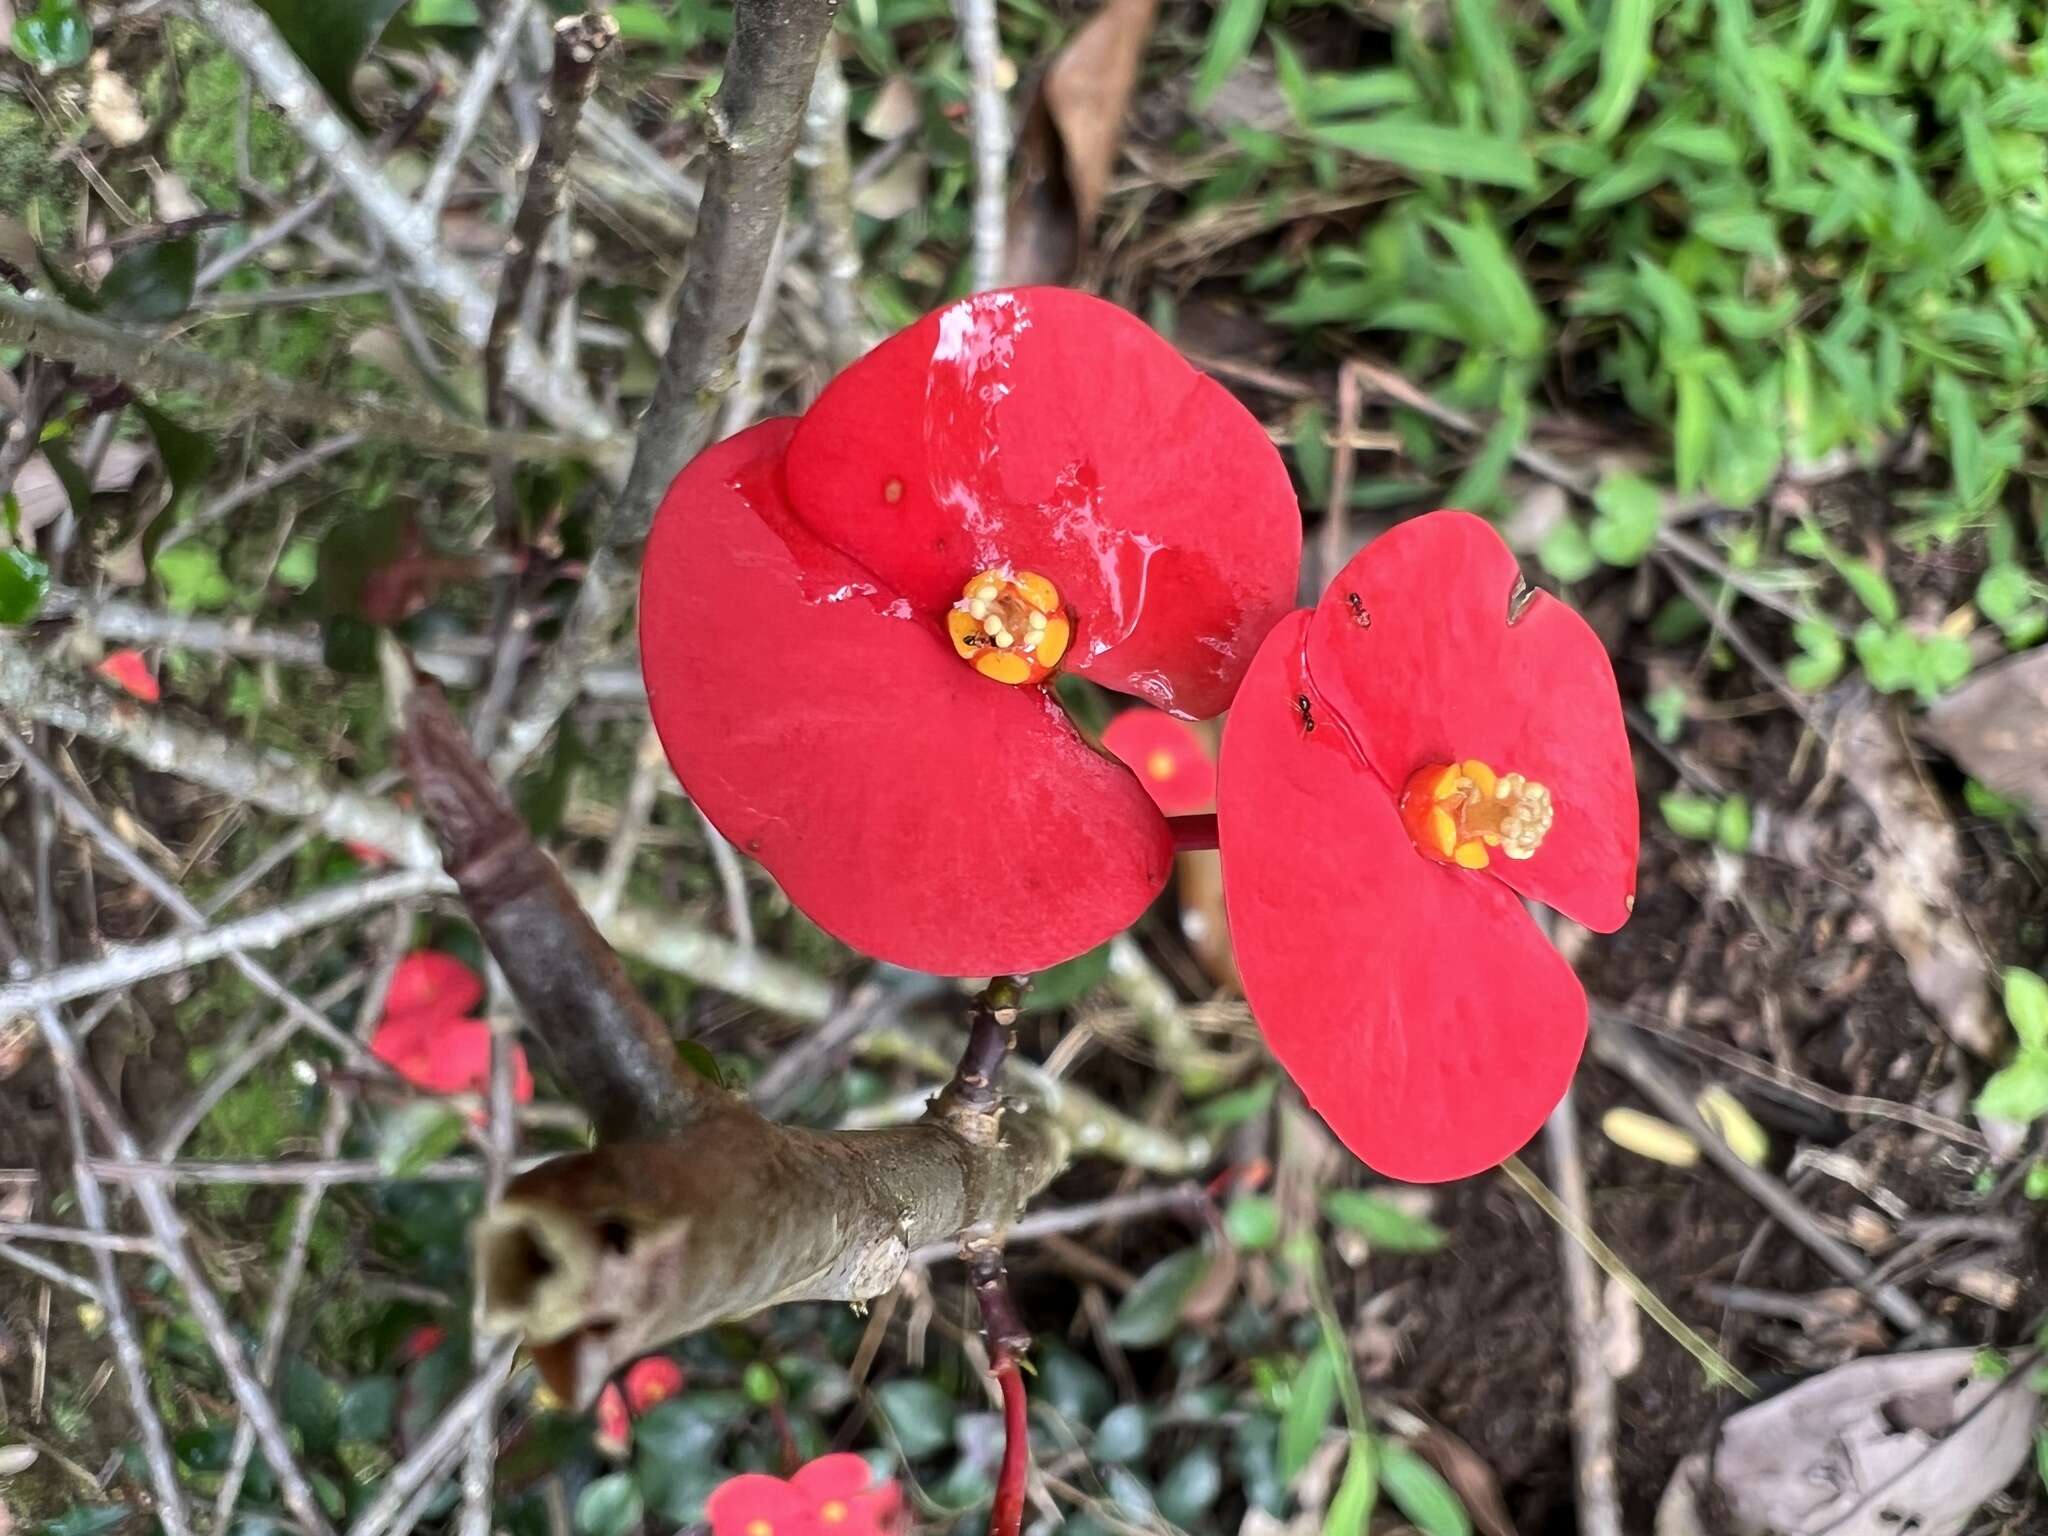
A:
[253,0,409,126]
[1379,1443,1471,1536]
[1714,794,1752,853]
[1913,634,1972,701]
[1323,1436,1377,1536]
[134,402,216,526]
[2028,1161,2048,1202]
[1538,519,1597,583]
[1854,621,1919,697]
[1966,779,2024,821]
[1094,1404,1152,1463]
[874,1379,954,1458]
[1157,1446,1224,1527]
[1321,1190,1447,1253]
[2004,969,2048,1054]
[0,546,51,625]
[95,239,198,324]
[1191,0,1268,110]
[1225,1193,1282,1251]
[1836,558,1898,625]
[1785,620,1846,693]
[1023,942,1111,1011]
[573,1473,643,1536]
[1645,684,1688,743]
[1279,1344,1340,1484]
[673,1040,724,1087]
[37,1508,132,1536]
[337,1377,398,1443]
[153,545,234,615]
[1451,0,1527,139]
[1433,215,1545,360]
[1932,370,1989,507]
[1311,120,1538,190]
[1588,473,1662,566]
[1978,1054,2048,1124]
[1658,791,1719,841]
[11,0,91,72]
[374,1102,467,1179]
[1584,0,1653,140]
[1194,1075,1277,1129]
[1108,1247,1213,1347]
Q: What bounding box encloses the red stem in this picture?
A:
[1168,813,1219,854]
[989,1357,1029,1536]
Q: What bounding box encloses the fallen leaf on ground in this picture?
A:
[1655,1347,2039,1536]
[88,51,149,145]
[1006,0,1157,284]
[1923,645,2048,838]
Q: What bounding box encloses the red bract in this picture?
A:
[368,951,534,1103]
[642,288,1300,976]
[706,1455,904,1536]
[97,649,159,702]
[1218,512,1637,1183]
[590,1357,684,1458]
[1101,707,1216,816]
[592,1383,631,1459]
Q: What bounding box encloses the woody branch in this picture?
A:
[398,687,1068,1409]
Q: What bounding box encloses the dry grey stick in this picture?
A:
[953,0,1008,290]
[187,0,614,450]
[213,916,414,1529]
[490,0,841,777]
[346,1341,520,1536]
[1544,1087,1621,1536]
[86,1156,531,1186]
[801,52,865,369]
[0,727,397,1084]
[0,1220,157,1253]
[418,0,535,219]
[45,1045,192,1536]
[0,1238,102,1302]
[0,635,434,863]
[27,1010,335,1536]
[0,866,450,1017]
[1589,1009,1937,1337]
[0,292,588,464]
[158,432,366,552]
[717,216,792,436]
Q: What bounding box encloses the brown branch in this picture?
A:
[485,14,618,423]
[489,0,840,776]
[399,684,728,1141]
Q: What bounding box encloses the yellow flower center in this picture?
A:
[819,1502,849,1525]
[945,567,1072,686]
[1398,758,1553,871]
[745,1522,773,1536]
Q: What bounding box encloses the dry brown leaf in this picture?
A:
[1656,1348,2039,1536]
[1923,645,2048,837]
[851,152,926,221]
[1836,699,1996,1058]
[860,74,922,140]
[88,51,150,147]
[1407,1423,1518,1536]
[1005,0,1157,284]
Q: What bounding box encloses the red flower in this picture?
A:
[590,1356,688,1458]
[1218,512,1637,1183]
[707,1455,904,1536]
[97,649,159,703]
[623,1355,684,1412]
[368,951,533,1103]
[1101,707,1216,816]
[641,288,1300,976]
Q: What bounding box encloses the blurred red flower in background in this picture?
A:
[97,649,159,702]
[706,1455,904,1536]
[641,287,1299,977]
[592,1356,686,1458]
[1101,706,1215,816]
[369,951,533,1103]
[1219,512,1637,1182]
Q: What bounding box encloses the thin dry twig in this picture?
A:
[491,0,841,777]
[1542,1086,1622,1536]
[953,0,1010,290]
[801,52,865,369]
[417,0,535,219]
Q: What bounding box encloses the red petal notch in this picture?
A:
[641,420,1173,977]
[1306,511,1638,932]
[1219,612,1589,1182]
[783,288,1301,720]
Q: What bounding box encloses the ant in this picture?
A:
[1295,694,1315,733]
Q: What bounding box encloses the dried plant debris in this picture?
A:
[1656,1348,2040,1536]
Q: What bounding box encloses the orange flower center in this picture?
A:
[1398,759,1553,871]
[745,1521,773,1536]
[946,567,1072,686]
[818,1502,849,1525]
